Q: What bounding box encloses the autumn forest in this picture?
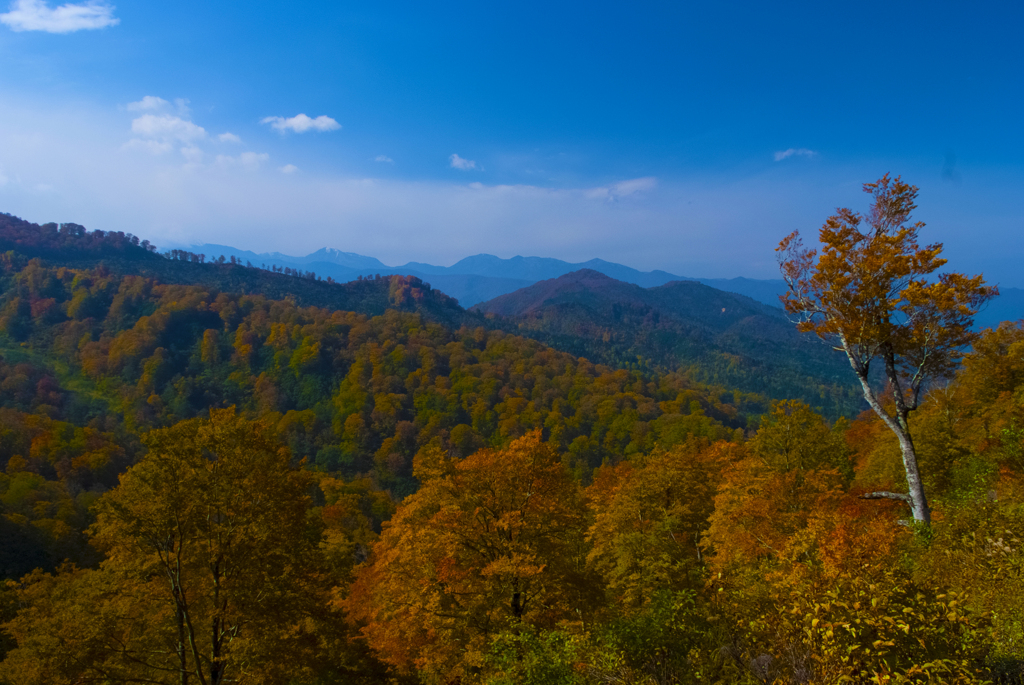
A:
[0,178,1022,685]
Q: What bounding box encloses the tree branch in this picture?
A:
[859,491,911,503]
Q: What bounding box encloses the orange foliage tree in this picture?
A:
[345,431,591,682]
[706,401,849,568]
[777,175,996,525]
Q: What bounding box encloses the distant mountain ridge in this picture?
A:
[2,211,1015,420]
[189,243,1022,328]
[189,242,792,307]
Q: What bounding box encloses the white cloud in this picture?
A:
[3,92,1020,288]
[279,164,298,174]
[0,168,8,186]
[216,152,269,170]
[585,176,657,201]
[449,153,477,170]
[0,0,118,33]
[127,96,169,113]
[774,148,818,161]
[121,98,275,173]
[261,114,340,134]
[131,114,206,143]
[126,96,190,117]
[240,152,269,169]
[374,155,394,163]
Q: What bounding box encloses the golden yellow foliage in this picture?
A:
[346,430,591,683]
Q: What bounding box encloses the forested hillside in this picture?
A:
[475,269,864,418]
[0,212,1022,685]
[0,212,481,328]
[0,217,753,580]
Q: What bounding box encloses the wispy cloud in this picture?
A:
[261,114,340,134]
[585,176,657,201]
[126,96,169,113]
[121,97,275,171]
[374,155,394,163]
[125,96,190,118]
[123,100,205,155]
[239,152,269,169]
[449,153,477,170]
[3,92,1019,287]
[279,164,298,174]
[215,152,269,170]
[130,114,206,144]
[774,148,817,162]
[0,0,118,32]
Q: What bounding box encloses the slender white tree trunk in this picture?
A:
[849,356,931,525]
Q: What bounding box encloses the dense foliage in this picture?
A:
[0,213,159,261]
[0,212,481,327]
[0,213,1020,684]
[0,235,749,585]
[475,269,865,420]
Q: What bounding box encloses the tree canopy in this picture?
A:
[2,409,336,685]
[0,208,1021,683]
[346,431,592,682]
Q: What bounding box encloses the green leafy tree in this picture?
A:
[2,409,336,685]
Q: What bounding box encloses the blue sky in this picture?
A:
[0,1,1021,284]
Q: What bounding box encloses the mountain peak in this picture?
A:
[301,248,388,270]
[472,269,647,317]
[550,268,616,283]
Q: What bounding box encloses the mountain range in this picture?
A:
[473,269,866,418]
[192,243,1023,330]
[0,212,1016,422]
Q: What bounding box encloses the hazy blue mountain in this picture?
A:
[443,254,581,281]
[191,244,386,271]
[695,277,787,307]
[411,274,533,306]
[396,261,456,276]
[189,244,280,266]
[188,245,532,307]
[398,254,793,300]
[300,248,390,270]
[427,254,681,287]
[187,244,1024,325]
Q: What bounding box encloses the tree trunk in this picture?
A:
[177,601,188,685]
[849,358,932,525]
[511,590,524,619]
[210,560,223,685]
[210,614,223,685]
[893,422,930,524]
